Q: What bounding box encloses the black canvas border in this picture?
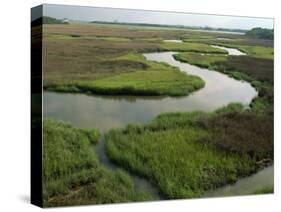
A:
[31,4,43,208]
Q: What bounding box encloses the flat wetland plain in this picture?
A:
[39,22,274,207]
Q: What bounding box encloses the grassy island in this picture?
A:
[44,53,204,96]
[105,103,273,199]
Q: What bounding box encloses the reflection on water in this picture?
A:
[44,51,257,133]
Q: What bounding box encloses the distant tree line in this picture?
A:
[91,21,247,33]
[32,16,68,26]
[246,27,274,40]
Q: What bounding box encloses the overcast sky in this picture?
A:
[36,4,273,30]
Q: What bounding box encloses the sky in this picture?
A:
[33,4,274,30]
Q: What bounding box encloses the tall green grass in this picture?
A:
[252,186,274,194]
[105,104,272,199]
[43,119,152,207]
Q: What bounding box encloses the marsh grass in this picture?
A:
[229,45,273,59]
[182,34,273,49]
[252,186,274,194]
[105,103,273,199]
[45,52,205,96]
[43,119,152,207]
[207,43,273,59]
[197,106,273,159]
[173,53,227,68]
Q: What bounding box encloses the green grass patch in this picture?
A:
[237,45,273,59]
[136,38,163,42]
[43,119,152,207]
[173,52,227,68]
[45,53,205,96]
[44,34,78,40]
[105,104,272,199]
[209,43,273,59]
[252,186,274,194]
[97,36,131,42]
[161,42,228,54]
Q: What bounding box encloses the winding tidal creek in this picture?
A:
[44,46,273,199]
